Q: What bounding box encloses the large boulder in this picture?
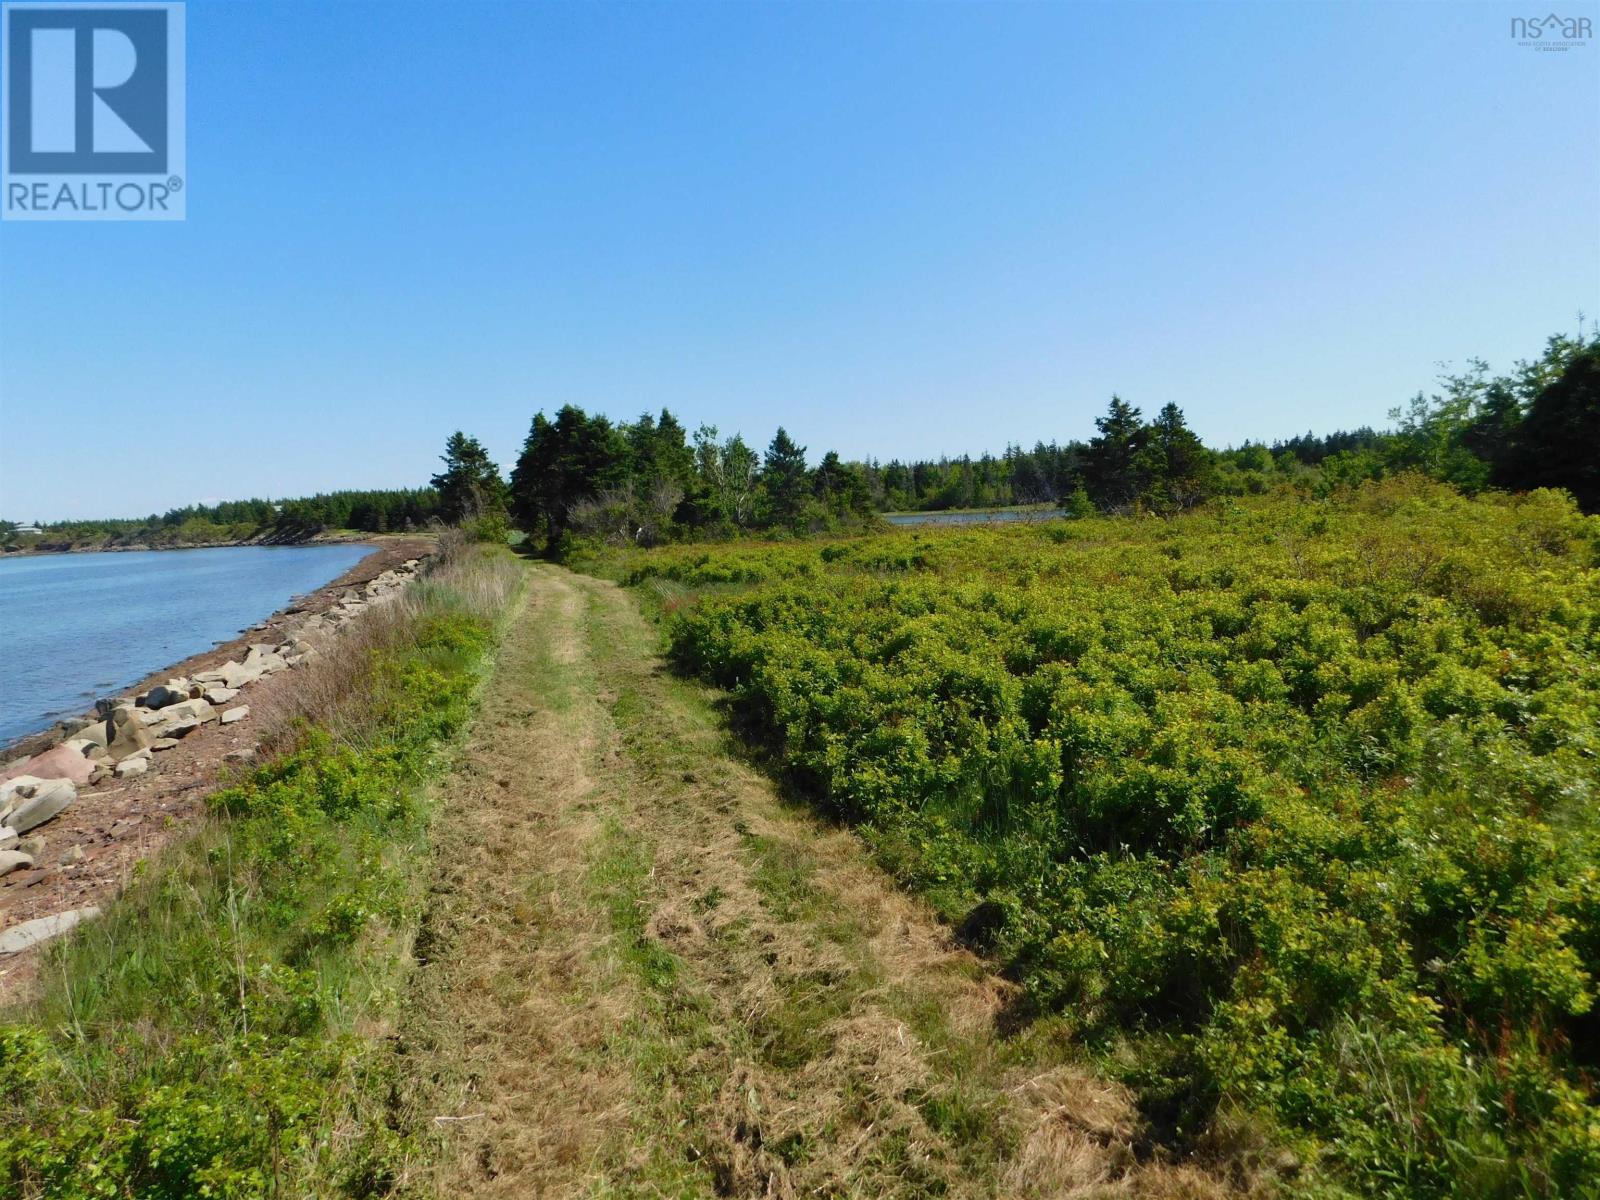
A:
[106,706,152,760]
[151,698,216,739]
[243,648,287,675]
[161,698,217,725]
[5,778,77,833]
[61,737,107,761]
[214,661,262,689]
[0,744,96,786]
[84,721,111,750]
[0,774,35,812]
[141,681,192,710]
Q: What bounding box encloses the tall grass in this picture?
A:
[0,544,520,1199]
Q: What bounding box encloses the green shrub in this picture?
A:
[637,480,1600,1198]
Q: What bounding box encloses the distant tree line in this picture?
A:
[499,408,877,547]
[8,326,1593,553]
[2,488,442,550]
[478,325,1595,551]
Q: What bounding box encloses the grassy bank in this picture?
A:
[608,478,1600,1199]
[0,542,521,1199]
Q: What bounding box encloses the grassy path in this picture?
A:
[396,564,1222,1198]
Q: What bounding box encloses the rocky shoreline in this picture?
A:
[0,537,433,972]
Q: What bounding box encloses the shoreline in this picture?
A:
[0,534,435,993]
[0,536,427,762]
[0,531,378,558]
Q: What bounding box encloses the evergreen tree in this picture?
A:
[430,431,506,523]
[760,427,809,527]
[1136,402,1213,511]
[510,405,627,545]
[1085,395,1146,508]
[1499,343,1600,511]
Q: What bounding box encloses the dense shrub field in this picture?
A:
[0,549,518,1198]
[625,478,1600,1197]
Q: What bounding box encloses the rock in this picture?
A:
[62,737,104,760]
[61,844,84,866]
[0,828,16,851]
[114,757,148,779]
[150,738,179,752]
[0,906,101,954]
[151,699,218,739]
[0,744,96,786]
[223,748,256,764]
[0,850,31,877]
[17,836,45,857]
[95,697,133,718]
[62,718,110,751]
[220,705,249,725]
[215,661,262,689]
[141,681,191,710]
[0,774,39,809]
[137,708,166,727]
[107,706,152,760]
[162,699,217,725]
[202,686,240,705]
[7,778,77,833]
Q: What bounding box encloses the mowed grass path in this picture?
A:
[394,564,1240,1199]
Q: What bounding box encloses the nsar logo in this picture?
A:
[1511,12,1592,50]
[2,2,185,221]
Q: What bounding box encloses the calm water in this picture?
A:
[0,545,371,746]
[883,508,1068,526]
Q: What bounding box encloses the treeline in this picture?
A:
[433,325,1593,551]
[8,327,1593,552]
[1,488,441,551]
[879,330,1596,514]
[426,410,880,549]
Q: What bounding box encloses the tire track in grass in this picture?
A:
[402,564,1243,1199]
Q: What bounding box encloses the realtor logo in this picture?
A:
[2,2,185,220]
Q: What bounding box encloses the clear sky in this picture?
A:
[1,0,1596,521]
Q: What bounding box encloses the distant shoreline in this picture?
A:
[0,531,378,559]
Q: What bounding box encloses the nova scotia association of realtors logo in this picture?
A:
[1,1,184,220]
[1511,11,1593,50]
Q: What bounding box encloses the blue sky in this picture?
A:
[1,0,1596,521]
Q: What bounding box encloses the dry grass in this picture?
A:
[253,543,521,752]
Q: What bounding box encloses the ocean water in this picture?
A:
[883,508,1069,526]
[0,544,372,747]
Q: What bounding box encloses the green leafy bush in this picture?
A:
[639,478,1600,1198]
